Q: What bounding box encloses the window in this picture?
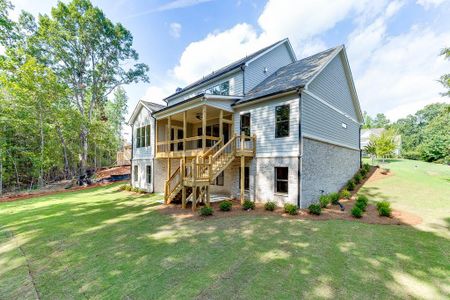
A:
[275,105,290,138]
[275,167,288,194]
[134,165,138,182]
[206,81,230,95]
[239,167,250,190]
[146,165,151,184]
[215,171,224,186]
[146,125,151,147]
[136,127,141,148]
[136,125,151,148]
[240,113,251,136]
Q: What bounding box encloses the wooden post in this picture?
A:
[167,116,171,154]
[206,185,210,207]
[155,119,158,155]
[202,105,206,153]
[240,134,244,151]
[192,186,197,211]
[240,156,245,204]
[219,110,223,143]
[183,111,187,153]
[182,187,186,209]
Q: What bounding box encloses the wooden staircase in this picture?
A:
[164,134,255,210]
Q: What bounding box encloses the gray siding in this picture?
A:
[301,93,359,149]
[308,53,358,120]
[234,94,300,157]
[167,71,243,106]
[245,43,294,93]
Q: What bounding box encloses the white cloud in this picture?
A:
[169,22,182,39]
[416,0,446,9]
[128,0,213,18]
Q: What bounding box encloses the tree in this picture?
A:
[440,47,449,97]
[32,0,148,176]
[362,111,374,129]
[364,140,377,164]
[373,113,390,128]
[367,130,396,163]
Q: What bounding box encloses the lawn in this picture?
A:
[1,160,449,299]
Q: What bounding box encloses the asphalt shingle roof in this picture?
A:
[234,45,342,105]
[141,101,166,112]
[163,39,289,101]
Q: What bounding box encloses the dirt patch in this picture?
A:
[155,197,422,226]
[0,181,127,204]
[365,167,393,183]
[95,166,130,180]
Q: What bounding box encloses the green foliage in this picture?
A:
[340,189,351,200]
[346,180,356,191]
[125,185,132,191]
[351,206,363,218]
[362,112,390,129]
[369,129,397,161]
[377,201,392,217]
[329,192,340,204]
[440,47,450,97]
[132,187,140,193]
[319,195,331,208]
[363,163,371,172]
[219,200,232,211]
[359,168,367,178]
[353,173,362,184]
[284,203,298,215]
[356,195,369,206]
[118,184,130,191]
[242,200,255,210]
[264,201,276,211]
[308,204,321,215]
[199,206,213,216]
[355,200,367,212]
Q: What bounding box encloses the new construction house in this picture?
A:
[128,38,363,210]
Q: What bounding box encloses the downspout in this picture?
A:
[297,89,303,208]
[359,125,362,168]
[241,65,246,95]
[130,123,134,185]
[151,113,156,193]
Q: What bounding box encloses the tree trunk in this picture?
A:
[56,125,70,179]
[80,126,89,177]
[0,148,2,196]
[38,107,44,188]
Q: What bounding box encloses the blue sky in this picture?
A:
[9,0,450,139]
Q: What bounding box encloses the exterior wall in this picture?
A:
[301,92,360,149]
[131,159,154,192]
[233,94,300,157]
[308,53,358,120]
[153,159,167,193]
[167,70,244,106]
[245,43,294,93]
[132,107,155,159]
[209,167,234,195]
[301,138,360,208]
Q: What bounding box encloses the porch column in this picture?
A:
[167,116,171,155]
[155,119,158,155]
[183,111,187,154]
[240,156,245,204]
[219,110,223,142]
[202,105,206,153]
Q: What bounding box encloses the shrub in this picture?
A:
[284,203,298,215]
[308,204,321,215]
[118,184,128,191]
[199,206,213,216]
[351,206,363,218]
[346,180,356,191]
[264,201,276,211]
[242,200,255,210]
[132,187,141,193]
[363,163,371,172]
[355,200,366,211]
[340,189,351,200]
[139,189,147,194]
[125,185,132,191]
[219,200,233,211]
[319,195,331,208]
[353,173,362,184]
[329,192,340,205]
[357,195,369,206]
[377,201,392,217]
[359,168,367,177]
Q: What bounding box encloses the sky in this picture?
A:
[7,0,450,139]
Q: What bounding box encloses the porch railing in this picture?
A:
[156,136,221,153]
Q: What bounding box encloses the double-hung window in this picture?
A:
[146,165,151,184]
[275,105,290,138]
[275,167,288,194]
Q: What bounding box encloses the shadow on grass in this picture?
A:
[1,185,449,299]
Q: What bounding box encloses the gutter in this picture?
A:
[359,125,362,168]
[130,124,134,185]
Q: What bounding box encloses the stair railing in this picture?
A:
[164,165,181,203]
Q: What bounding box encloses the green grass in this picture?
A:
[1,174,449,299]
[361,159,450,238]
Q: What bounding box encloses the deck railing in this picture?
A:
[156,136,221,153]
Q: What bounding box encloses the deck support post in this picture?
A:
[240,155,245,205]
[219,110,223,144]
[167,116,171,154]
[183,111,187,153]
[192,186,197,211]
[206,185,210,207]
[202,105,206,153]
[182,187,186,209]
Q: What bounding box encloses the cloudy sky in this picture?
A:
[8,0,450,135]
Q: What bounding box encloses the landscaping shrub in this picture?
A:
[242,200,255,210]
[351,206,363,218]
[353,173,362,184]
[219,200,232,211]
[284,203,298,215]
[132,187,141,193]
[355,200,367,211]
[363,163,371,172]
[340,189,351,199]
[377,201,392,217]
[319,195,331,208]
[118,184,128,191]
[139,189,147,194]
[329,192,340,205]
[357,195,369,206]
[264,201,276,211]
[346,180,356,191]
[308,204,321,215]
[125,185,132,191]
[359,168,367,177]
[199,206,213,216]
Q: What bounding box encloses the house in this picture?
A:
[128,38,363,209]
[361,128,401,156]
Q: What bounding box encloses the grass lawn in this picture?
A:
[1,160,449,299]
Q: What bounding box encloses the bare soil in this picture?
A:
[95,166,130,180]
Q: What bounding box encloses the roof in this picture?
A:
[234,45,342,105]
[163,38,294,102]
[127,100,166,125]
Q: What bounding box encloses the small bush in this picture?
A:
[308,204,321,215]
[139,189,147,194]
[353,173,362,184]
[242,200,255,210]
[363,163,371,172]
[359,168,367,177]
[319,195,331,208]
[284,203,298,215]
[199,206,213,216]
[351,206,363,218]
[377,201,392,217]
[132,187,141,193]
[340,189,351,199]
[346,180,356,191]
[355,200,366,211]
[357,195,369,206]
[329,192,340,205]
[264,201,276,211]
[118,184,128,191]
[219,200,233,211]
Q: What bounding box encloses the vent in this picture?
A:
[175,87,182,93]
